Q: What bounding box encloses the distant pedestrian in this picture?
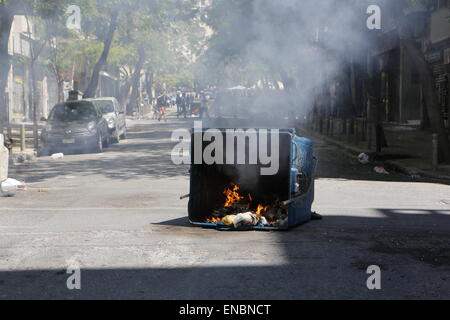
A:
[179,93,187,118]
[176,92,183,118]
[199,92,209,119]
[187,93,194,116]
[152,103,159,120]
[157,93,168,122]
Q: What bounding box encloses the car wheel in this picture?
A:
[93,133,103,153]
[120,127,127,140]
[113,128,121,143]
[104,132,111,148]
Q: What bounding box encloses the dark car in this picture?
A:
[41,101,110,154]
[88,98,127,143]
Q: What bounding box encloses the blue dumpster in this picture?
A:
[188,128,316,230]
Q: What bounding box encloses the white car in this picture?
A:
[89,97,127,143]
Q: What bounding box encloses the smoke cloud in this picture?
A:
[204,0,375,125]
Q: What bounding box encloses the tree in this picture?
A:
[108,0,202,111]
[1,0,211,124]
[83,8,118,98]
[127,45,145,114]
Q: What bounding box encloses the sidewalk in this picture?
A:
[2,121,42,163]
[302,123,450,181]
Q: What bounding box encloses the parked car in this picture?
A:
[88,97,127,143]
[41,100,110,154]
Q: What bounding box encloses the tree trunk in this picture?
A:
[119,80,132,107]
[403,38,450,163]
[83,11,118,98]
[127,46,146,115]
[57,77,64,103]
[145,70,154,102]
[30,60,39,150]
[0,6,14,131]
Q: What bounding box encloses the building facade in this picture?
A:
[5,15,58,123]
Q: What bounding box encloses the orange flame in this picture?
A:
[205,183,274,223]
[206,217,222,224]
[224,183,244,207]
[256,204,269,215]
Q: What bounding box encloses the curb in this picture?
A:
[301,128,450,182]
[386,160,450,181]
[10,152,36,165]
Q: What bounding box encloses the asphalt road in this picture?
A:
[0,117,449,300]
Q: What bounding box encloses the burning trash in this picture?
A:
[186,128,318,231]
[205,182,287,229]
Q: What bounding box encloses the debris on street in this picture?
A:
[3,178,27,191]
[0,184,16,197]
[374,166,389,175]
[51,153,64,160]
[1,178,27,197]
[358,153,370,165]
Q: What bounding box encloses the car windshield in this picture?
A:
[49,102,98,123]
[95,101,115,114]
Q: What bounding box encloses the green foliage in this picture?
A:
[3,0,209,92]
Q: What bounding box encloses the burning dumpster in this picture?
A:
[188,128,316,230]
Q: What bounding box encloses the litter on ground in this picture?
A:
[374,166,389,175]
[0,178,27,197]
[51,153,64,160]
[358,153,370,165]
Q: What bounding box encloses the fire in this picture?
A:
[224,183,245,207]
[255,204,269,215]
[205,182,274,225]
[206,217,222,223]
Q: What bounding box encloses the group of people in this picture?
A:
[175,92,192,119]
[152,91,212,121]
[175,91,211,119]
[152,87,306,122]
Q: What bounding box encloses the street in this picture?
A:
[0,118,449,300]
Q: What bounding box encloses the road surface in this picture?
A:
[0,118,449,299]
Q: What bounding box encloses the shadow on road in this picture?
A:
[1,209,449,300]
[10,121,192,183]
[3,119,450,299]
